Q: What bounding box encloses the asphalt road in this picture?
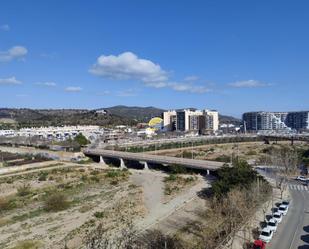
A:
[267,182,309,249]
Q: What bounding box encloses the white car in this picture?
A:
[281,200,290,208]
[296,176,307,181]
[273,212,282,223]
[259,227,273,243]
[267,218,278,233]
[278,204,288,216]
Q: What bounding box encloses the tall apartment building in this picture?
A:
[243,111,309,132]
[163,110,177,131]
[176,109,203,131]
[204,110,219,132]
[163,109,219,133]
[286,111,309,131]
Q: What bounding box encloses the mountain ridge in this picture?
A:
[0,106,241,127]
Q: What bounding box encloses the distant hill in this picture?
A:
[104,106,241,125]
[102,105,165,122]
[0,108,135,128]
[219,114,242,126]
[0,106,241,128]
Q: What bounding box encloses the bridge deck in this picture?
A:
[83,149,225,171]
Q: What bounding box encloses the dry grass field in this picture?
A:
[0,166,145,249]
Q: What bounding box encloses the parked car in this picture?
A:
[267,218,278,233]
[278,204,288,216]
[252,239,266,249]
[281,200,290,208]
[272,212,282,223]
[272,207,279,213]
[296,176,307,181]
[259,227,273,243]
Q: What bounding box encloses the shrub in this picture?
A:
[93,211,105,218]
[0,197,11,211]
[246,150,257,156]
[185,176,195,183]
[17,184,31,197]
[169,164,186,174]
[90,170,99,175]
[213,155,231,163]
[12,240,42,249]
[81,175,88,181]
[110,180,118,185]
[44,192,70,212]
[212,160,262,197]
[106,170,121,178]
[90,176,100,182]
[38,172,48,181]
[164,174,177,182]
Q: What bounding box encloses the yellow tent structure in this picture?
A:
[148,117,163,130]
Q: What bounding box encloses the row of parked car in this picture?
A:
[252,200,290,248]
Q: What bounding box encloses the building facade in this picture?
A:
[243,111,309,132]
[163,110,177,131]
[204,110,219,132]
[163,109,219,133]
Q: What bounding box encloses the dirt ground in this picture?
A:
[149,141,307,164]
[0,162,209,249]
[0,166,145,249]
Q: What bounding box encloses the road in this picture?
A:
[267,181,309,249]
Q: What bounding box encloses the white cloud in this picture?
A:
[90,51,211,94]
[89,51,168,83]
[0,46,28,62]
[184,75,199,82]
[0,24,10,31]
[144,82,167,88]
[229,80,270,88]
[35,82,57,87]
[65,86,82,92]
[0,76,22,85]
[167,82,211,93]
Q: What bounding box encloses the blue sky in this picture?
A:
[0,0,308,117]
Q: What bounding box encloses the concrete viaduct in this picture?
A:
[83,149,225,174]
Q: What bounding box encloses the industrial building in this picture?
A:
[163,109,219,133]
[243,111,309,132]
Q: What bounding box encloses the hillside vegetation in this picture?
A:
[0,108,135,128]
[0,106,241,128]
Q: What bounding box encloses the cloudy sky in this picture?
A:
[0,0,309,116]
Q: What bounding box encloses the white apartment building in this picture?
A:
[163,110,177,131]
[204,110,219,132]
[163,109,219,133]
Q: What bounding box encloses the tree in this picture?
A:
[74,133,89,146]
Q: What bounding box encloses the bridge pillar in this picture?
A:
[99,156,107,165]
[120,158,127,169]
[140,161,149,170]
